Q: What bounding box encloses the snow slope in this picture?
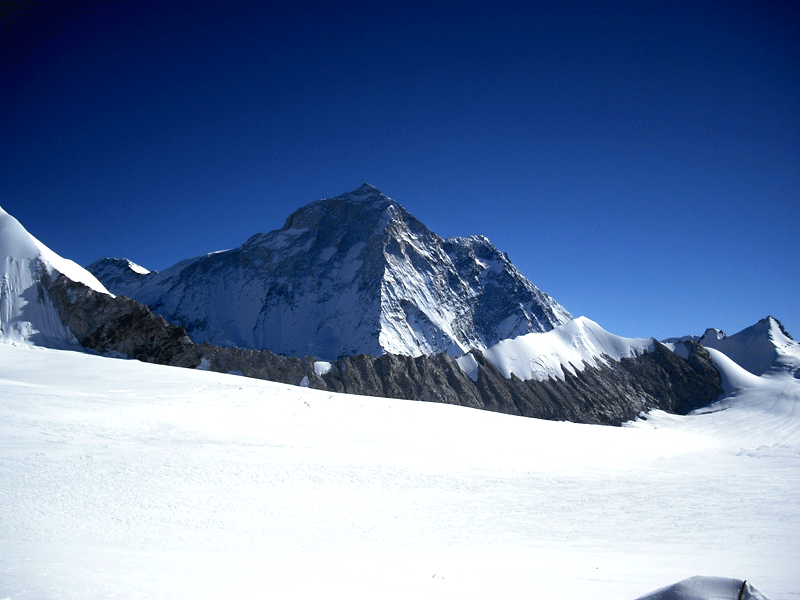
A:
[458,316,655,381]
[700,316,800,378]
[1,343,797,599]
[0,206,110,347]
[635,576,769,600]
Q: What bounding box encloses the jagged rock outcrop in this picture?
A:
[45,274,723,426]
[43,272,195,364]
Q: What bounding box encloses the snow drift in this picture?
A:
[700,316,800,378]
[635,576,769,600]
[457,316,655,382]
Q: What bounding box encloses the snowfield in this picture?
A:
[458,316,655,381]
[1,343,798,599]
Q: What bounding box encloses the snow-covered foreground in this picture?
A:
[1,344,798,599]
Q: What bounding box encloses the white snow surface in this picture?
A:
[125,259,150,275]
[700,317,800,378]
[635,576,769,600]
[459,316,655,381]
[1,343,797,599]
[0,206,110,347]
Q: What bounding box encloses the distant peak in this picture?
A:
[701,328,726,341]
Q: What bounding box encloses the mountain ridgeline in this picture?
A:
[9,189,799,425]
[88,184,571,360]
[44,271,723,426]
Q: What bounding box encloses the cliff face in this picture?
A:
[45,274,722,426]
[44,272,195,364]
[0,204,109,348]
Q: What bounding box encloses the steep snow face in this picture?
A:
[0,206,110,347]
[89,184,572,360]
[458,316,654,382]
[700,317,799,377]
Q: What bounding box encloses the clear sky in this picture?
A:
[2,1,798,341]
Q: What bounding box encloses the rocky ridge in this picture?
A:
[45,273,723,426]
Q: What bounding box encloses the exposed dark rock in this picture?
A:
[44,273,195,364]
[44,274,723,426]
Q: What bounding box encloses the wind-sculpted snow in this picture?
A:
[88,184,572,359]
[458,316,655,382]
[634,577,770,600]
[699,316,800,378]
[0,344,797,599]
[0,205,109,347]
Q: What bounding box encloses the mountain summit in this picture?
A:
[89,185,572,360]
[700,316,799,378]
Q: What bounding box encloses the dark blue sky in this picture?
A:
[2,1,798,340]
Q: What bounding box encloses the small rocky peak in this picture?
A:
[699,328,726,343]
[759,315,794,341]
[770,316,794,340]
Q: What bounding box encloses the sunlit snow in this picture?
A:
[1,342,797,599]
[458,316,655,381]
[0,206,110,347]
[700,317,800,378]
[0,206,109,296]
[125,259,150,275]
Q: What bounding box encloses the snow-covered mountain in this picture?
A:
[2,201,786,428]
[87,257,150,298]
[2,200,796,598]
[88,184,571,360]
[456,316,655,382]
[698,316,799,378]
[39,268,725,425]
[462,313,799,391]
[0,205,110,347]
